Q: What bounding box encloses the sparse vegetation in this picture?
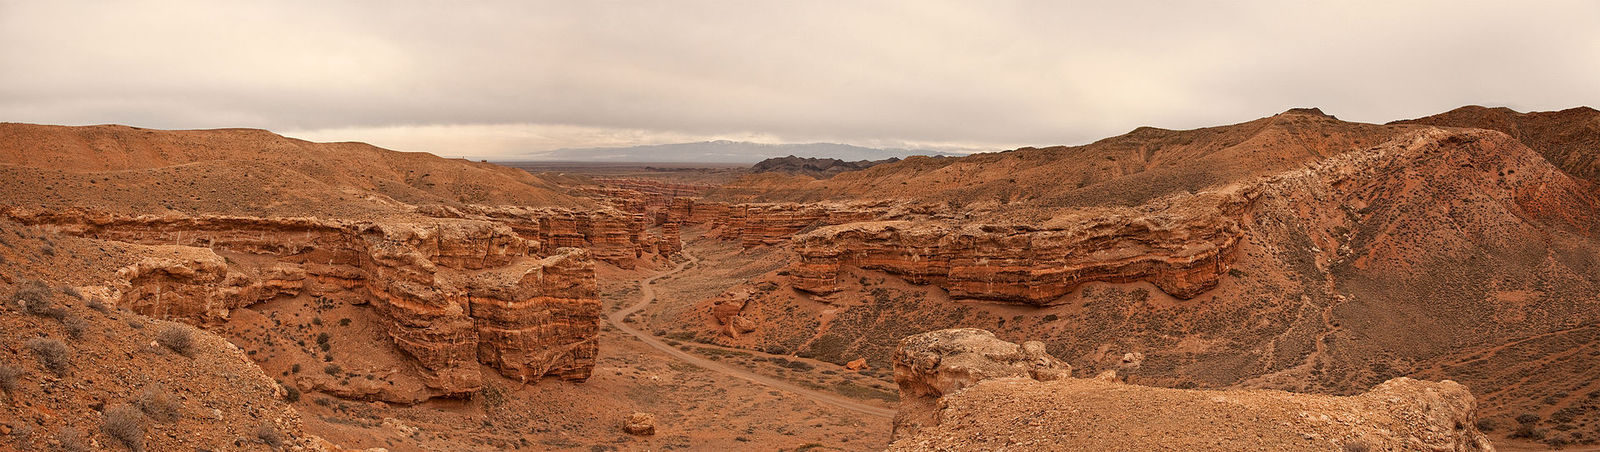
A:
[87,297,109,312]
[1474,418,1496,432]
[323,363,342,376]
[0,364,22,394]
[103,403,145,451]
[479,381,507,410]
[26,337,70,375]
[15,279,60,318]
[156,324,194,356]
[255,422,285,448]
[58,426,89,452]
[63,314,88,338]
[1341,441,1371,452]
[136,384,182,423]
[282,383,301,402]
[1515,413,1541,425]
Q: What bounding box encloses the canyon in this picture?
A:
[3,105,1598,450]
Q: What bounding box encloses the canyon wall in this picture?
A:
[787,192,1247,304]
[1,207,602,400]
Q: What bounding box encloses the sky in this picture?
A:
[2,1,1598,159]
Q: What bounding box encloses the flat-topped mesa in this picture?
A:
[790,191,1249,303]
[700,202,899,249]
[591,178,715,209]
[0,208,602,401]
[889,329,1494,452]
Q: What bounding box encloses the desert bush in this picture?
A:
[58,426,89,452]
[256,422,285,448]
[60,285,82,300]
[281,383,301,402]
[323,363,342,376]
[1510,423,1547,440]
[103,403,145,451]
[1341,441,1371,452]
[1545,433,1571,448]
[1516,413,1541,425]
[15,279,57,317]
[316,332,331,352]
[0,364,21,394]
[136,385,182,423]
[26,337,70,374]
[156,324,194,356]
[63,314,88,339]
[11,423,33,448]
[1474,418,1497,432]
[87,297,109,313]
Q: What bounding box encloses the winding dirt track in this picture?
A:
[606,251,896,419]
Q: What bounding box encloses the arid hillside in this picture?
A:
[1395,106,1600,186]
[0,123,591,218]
[654,107,1600,449]
[709,109,1415,209]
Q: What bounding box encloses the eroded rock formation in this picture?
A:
[791,191,1247,303]
[890,329,1494,452]
[1,208,601,401]
[891,328,1071,440]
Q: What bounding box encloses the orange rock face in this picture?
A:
[789,193,1246,304]
[1,209,602,400]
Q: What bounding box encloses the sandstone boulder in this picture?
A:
[623,412,656,436]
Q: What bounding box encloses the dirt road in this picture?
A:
[606,252,897,419]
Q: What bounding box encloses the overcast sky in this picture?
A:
[3,1,1598,159]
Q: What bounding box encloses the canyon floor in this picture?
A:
[286,230,894,451]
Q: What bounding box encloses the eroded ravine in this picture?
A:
[606,251,897,419]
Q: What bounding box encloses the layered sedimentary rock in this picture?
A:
[891,329,1071,440]
[468,248,599,382]
[890,329,1494,452]
[584,212,639,268]
[0,208,601,399]
[659,222,682,256]
[666,198,694,224]
[689,201,729,225]
[703,202,897,249]
[790,191,1247,303]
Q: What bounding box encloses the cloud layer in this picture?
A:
[2,0,1597,158]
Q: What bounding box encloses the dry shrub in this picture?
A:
[15,280,60,318]
[25,337,70,375]
[0,364,21,394]
[103,403,145,451]
[136,384,182,423]
[156,324,194,357]
[58,426,89,452]
[255,422,285,448]
[63,314,89,339]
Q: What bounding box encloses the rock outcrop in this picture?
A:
[0,208,602,400]
[890,329,1494,452]
[891,328,1071,440]
[791,191,1247,303]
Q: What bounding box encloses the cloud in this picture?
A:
[2,0,1597,158]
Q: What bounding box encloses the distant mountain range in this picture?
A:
[517,140,964,163]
